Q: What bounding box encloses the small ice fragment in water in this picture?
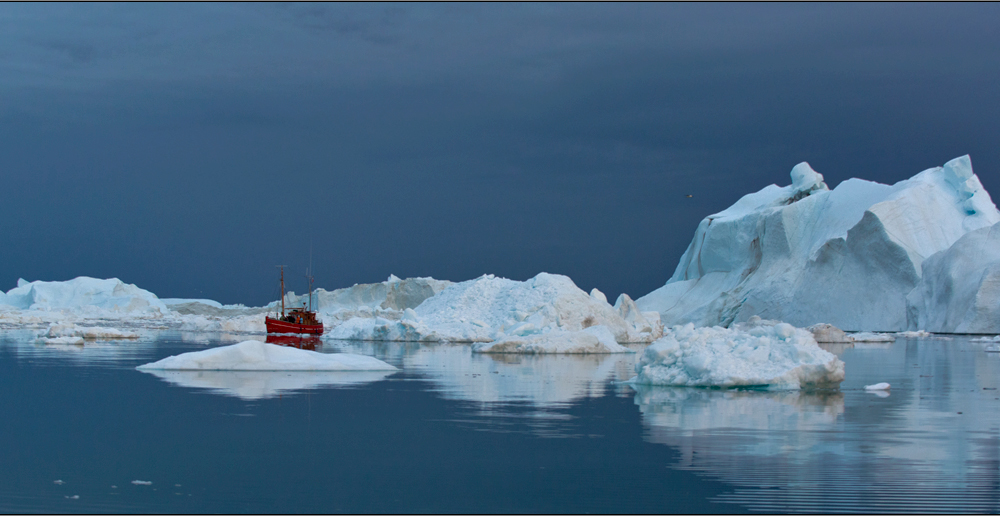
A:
[865,382,890,390]
[65,495,79,499]
[131,480,152,485]
[53,480,64,485]
[111,485,117,489]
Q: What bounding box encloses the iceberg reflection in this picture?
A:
[634,337,1000,513]
[334,340,638,405]
[140,369,394,400]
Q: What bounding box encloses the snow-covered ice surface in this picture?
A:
[637,156,1000,332]
[326,273,662,350]
[630,318,844,389]
[136,340,397,371]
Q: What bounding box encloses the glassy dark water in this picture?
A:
[2,330,999,513]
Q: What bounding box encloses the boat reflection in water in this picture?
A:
[265,334,321,350]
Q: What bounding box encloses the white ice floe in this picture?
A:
[864,382,891,390]
[630,318,845,389]
[326,273,662,350]
[136,340,397,371]
[906,222,1000,333]
[972,336,1000,342]
[37,336,85,346]
[898,330,932,338]
[44,323,139,340]
[637,156,1000,332]
[131,480,152,485]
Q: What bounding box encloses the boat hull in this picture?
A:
[265,317,324,335]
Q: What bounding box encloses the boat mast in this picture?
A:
[277,265,286,317]
[308,242,313,312]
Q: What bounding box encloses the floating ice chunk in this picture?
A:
[136,341,397,371]
[131,480,152,485]
[850,332,896,342]
[472,325,633,354]
[973,335,1000,342]
[898,330,932,338]
[45,323,139,340]
[864,382,891,391]
[65,495,79,499]
[630,321,844,389]
[807,323,853,343]
[53,480,65,485]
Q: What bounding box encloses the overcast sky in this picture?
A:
[2,3,998,305]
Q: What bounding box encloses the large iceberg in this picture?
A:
[906,222,1000,333]
[630,318,845,389]
[136,340,398,371]
[637,156,1000,331]
[326,272,663,349]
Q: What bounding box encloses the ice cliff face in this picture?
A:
[637,156,1000,331]
[907,222,1000,333]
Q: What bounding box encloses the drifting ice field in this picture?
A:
[1,155,999,386]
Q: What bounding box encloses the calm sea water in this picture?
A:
[2,330,999,513]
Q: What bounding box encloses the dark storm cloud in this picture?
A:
[2,3,999,304]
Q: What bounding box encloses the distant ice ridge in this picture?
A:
[325,272,663,352]
[630,317,845,389]
[0,277,167,314]
[136,340,397,371]
[637,156,1000,332]
[272,275,453,315]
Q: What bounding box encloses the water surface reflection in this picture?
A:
[634,337,1000,513]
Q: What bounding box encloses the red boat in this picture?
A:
[265,265,324,335]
